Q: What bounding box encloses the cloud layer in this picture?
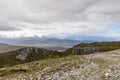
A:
[0,0,120,40]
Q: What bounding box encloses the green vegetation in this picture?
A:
[1,41,120,69]
[75,42,120,51]
[0,55,84,77]
[0,51,20,68]
[0,48,68,68]
[25,49,67,62]
[65,41,120,54]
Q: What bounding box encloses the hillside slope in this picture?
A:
[0,47,65,68]
[65,41,120,54]
[0,50,120,80]
[0,43,22,53]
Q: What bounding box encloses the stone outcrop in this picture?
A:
[16,47,39,60]
[72,47,100,55]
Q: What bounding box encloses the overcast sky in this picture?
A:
[0,0,120,40]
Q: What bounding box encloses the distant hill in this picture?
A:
[0,43,22,53]
[65,41,120,54]
[0,37,86,47]
[15,38,81,48]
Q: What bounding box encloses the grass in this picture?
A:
[1,41,120,73]
[74,42,120,52]
[0,55,82,77]
[89,58,108,68]
[0,47,69,68]
[65,41,120,54]
[0,50,119,80]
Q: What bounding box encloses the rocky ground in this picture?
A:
[0,50,120,80]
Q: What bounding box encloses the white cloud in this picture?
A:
[0,0,120,39]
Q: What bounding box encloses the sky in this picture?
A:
[0,0,120,40]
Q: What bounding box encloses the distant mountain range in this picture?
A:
[0,37,74,47]
[0,36,103,47]
[0,36,116,50]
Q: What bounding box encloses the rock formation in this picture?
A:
[72,47,100,55]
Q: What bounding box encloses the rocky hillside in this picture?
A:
[1,41,120,68]
[0,42,120,80]
[65,41,120,54]
[0,49,120,80]
[0,47,65,68]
